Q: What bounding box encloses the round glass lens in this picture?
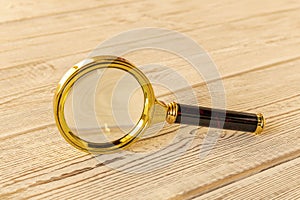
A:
[63,67,144,144]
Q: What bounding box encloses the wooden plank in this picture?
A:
[0,0,134,24]
[195,157,300,199]
[0,0,299,70]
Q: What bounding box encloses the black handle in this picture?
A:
[175,104,261,133]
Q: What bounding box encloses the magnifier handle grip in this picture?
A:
[174,104,265,134]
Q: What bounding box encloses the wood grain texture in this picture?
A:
[195,157,300,200]
[1,0,300,199]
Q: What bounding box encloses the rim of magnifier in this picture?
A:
[53,56,156,154]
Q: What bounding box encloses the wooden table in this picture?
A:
[1,0,299,199]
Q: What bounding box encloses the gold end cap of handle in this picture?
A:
[254,113,265,134]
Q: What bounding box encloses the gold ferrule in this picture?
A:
[254,113,265,134]
[166,102,178,124]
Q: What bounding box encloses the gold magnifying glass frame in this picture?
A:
[53,56,165,154]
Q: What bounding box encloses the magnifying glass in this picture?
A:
[53,56,265,154]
